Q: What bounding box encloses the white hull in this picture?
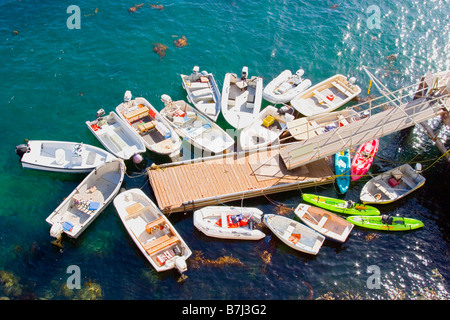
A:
[19,140,116,173]
[86,111,146,160]
[181,67,221,122]
[239,105,294,151]
[160,99,234,154]
[221,68,263,130]
[116,95,182,159]
[193,206,265,240]
[113,188,192,273]
[46,159,125,239]
[360,164,426,204]
[290,74,361,117]
[294,203,353,243]
[263,69,312,104]
[263,214,325,255]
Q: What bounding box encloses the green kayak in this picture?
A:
[346,215,424,231]
[302,194,380,216]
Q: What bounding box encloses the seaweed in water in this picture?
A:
[174,36,188,48]
[129,3,144,13]
[191,250,245,268]
[153,43,168,57]
[150,4,164,10]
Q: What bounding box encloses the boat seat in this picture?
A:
[400,176,416,189]
[332,81,352,96]
[191,88,212,99]
[145,217,166,233]
[316,214,329,229]
[138,121,156,133]
[198,102,217,116]
[188,82,209,90]
[283,223,296,239]
[125,202,144,219]
[145,235,179,255]
[313,90,335,108]
[144,234,170,251]
[107,131,127,149]
[235,90,250,109]
[124,106,149,122]
[374,182,395,199]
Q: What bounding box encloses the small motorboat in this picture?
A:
[335,149,351,194]
[290,74,361,117]
[350,139,379,181]
[86,109,146,160]
[221,66,263,130]
[302,193,380,216]
[180,66,221,122]
[46,159,125,239]
[294,203,354,242]
[239,105,295,151]
[347,215,424,231]
[193,206,265,240]
[262,68,312,104]
[15,140,116,173]
[359,163,426,204]
[115,91,182,161]
[263,214,325,255]
[160,95,234,155]
[113,188,192,274]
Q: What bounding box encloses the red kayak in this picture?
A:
[351,139,379,181]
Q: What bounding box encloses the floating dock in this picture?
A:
[147,146,335,214]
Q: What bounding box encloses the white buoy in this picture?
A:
[133,153,143,164]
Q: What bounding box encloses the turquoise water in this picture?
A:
[0,0,449,300]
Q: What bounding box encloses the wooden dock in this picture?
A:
[147,146,335,214]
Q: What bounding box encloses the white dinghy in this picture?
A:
[290,74,361,117]
[46,159,125,239]
[86,109,146,160]
[160,95,234,155]
[262,69,312,104]
[113,188,192,274]
[116,91,182,161]
[193,206,265,240]
[294,203,353,243]
[239,105,295,151]
[263,214,325,255]
[360,163,426,204]
[181,66,221,122]
[221,66,263,130]
[15,140,116,173]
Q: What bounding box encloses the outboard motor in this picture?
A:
[241,66,248,80]
[15,143,29,158]
[96,108,105,120]
[174,256,188,274]
[415,163,423,174]
[192,65,199,75]
[124,90,132,102]
[161,94,172,105]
